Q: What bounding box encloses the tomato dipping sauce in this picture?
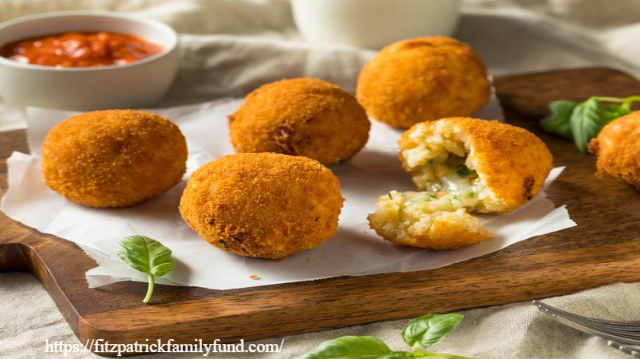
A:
[0,31,164,68]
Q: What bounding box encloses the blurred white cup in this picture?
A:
[292,0,461,49]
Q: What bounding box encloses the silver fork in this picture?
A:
[532,300,640,357]
[608,341,640,358]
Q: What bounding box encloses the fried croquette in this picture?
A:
[589,111,640,190]
[368,117,553,250]
[228,78,370,166]
[356,37,491,129]
[179,153,344,259]
[41,110,187,208]
[370,191,493,250]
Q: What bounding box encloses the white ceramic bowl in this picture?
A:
[0,11,179,111]
[292,0,461,49]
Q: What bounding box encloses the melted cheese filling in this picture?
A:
[369,121,502,243]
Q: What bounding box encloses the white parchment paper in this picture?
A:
[0,97,576,290]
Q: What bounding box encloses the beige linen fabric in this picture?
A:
[1,273,636,358]
[1,0,640,358]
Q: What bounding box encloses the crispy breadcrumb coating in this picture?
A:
[41,110,187,208]
[179,153,344,259]
[589,111,640,190]
[356,37,490,129]
[229,78,370,166]
[368,117,553,250]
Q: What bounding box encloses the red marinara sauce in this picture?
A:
[0,31,164,68]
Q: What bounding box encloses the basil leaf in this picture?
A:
[401,314,464,350]
[455,165,475,178]
[569,97,606,152]
[378,352,419,359]
[540,100,578,139]
[601,104,631,123]
[298,336,391,359]
[378,353,474,359]
[117,235,175,304]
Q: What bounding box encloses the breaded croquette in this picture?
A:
[179,153,344,259]
[41,110,187,208]
[370,191,493,250]
[589,111,640,190]
[228,78,370,166]
[356,37,491,129]
[368,117,553,250]
[399,118,553,213]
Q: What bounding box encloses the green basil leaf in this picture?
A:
[377,351,418,359]
[601,104,631,123]
[117,235,175,303]
[569,97,606,152]
[455,165,475,178]
[401,314,464,350]
[540,100,578,139]
[118,235,175,277]
[298,336,391,359]
[378,352,475,359]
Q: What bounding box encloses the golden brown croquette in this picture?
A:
[228,78,370,166]
[179,153,344,259]
[41,110,187,207]
[589,111,640,190]
[368,192,493,250]
[356,37,491,129]
[368,117,553,250]
[399,118,554,213]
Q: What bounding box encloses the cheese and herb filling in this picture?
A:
[368,120,504,249]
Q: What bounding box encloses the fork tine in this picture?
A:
[532,300,640,346]
[532,301,640,326]
[533,301,640,335]
[534,301,640,327]
[537,303,640,335]
[569,321,640,338]
[587,319,640,327]
[571,322,640,336]
[608,340,640,358]
[543,310,640,345]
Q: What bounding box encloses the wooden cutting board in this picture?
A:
[2,68,640,357]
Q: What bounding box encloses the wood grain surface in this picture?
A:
[1,67,639,357]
